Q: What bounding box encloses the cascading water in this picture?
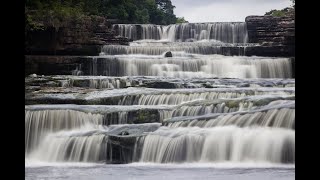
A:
[28,130,108,162]
[117,88,294,105]
[166,106,295,129]
[25,109,104,155]
[138,126,294,163]
[26,20,294,168]
[113,23,248,43]
[87,55,292,78]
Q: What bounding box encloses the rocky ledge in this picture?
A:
[245,11,295,57]
[25,16,130,56]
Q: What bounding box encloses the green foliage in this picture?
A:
[265,9,286,17]
[26,1,85,31]
[25,0,178,29]
[265,7,293,17]
[25,13,45,32]
[176,17,188,23]
[136,9,150,24]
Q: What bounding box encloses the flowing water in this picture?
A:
[25,22,295,179]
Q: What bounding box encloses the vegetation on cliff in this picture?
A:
[26,0,181,32]
[265,0,295,17]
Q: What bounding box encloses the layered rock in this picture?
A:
[25,16,130,56]
[245,11,295,57]
[25,55,84,76]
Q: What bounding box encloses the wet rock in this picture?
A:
[25,55,83,76]
[203,82,214,88]
[164,51,173,57]
[237,83,250,87]
[119,131,129,136]
[144,81,177,89]
[128,110,160,124]
[245,45,294,57]
[106,136,137,164]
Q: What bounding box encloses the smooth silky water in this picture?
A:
[25,22,294,180]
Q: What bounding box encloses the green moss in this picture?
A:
[253,99,271,106]
[134,110,159,123]
[225,100,240,108]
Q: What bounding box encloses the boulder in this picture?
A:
[164,51,173,57]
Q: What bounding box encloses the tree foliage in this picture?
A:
[265,7,293,17]
[176,17,188,23]
[265,0,295,17]
[25,0,180,31]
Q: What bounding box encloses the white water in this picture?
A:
[27,128,108,162]
[139,126,294,164]
[114,23,248,43]
[27,75,295,89]
[101,42,248,55]
[118,89,294,105]
[167,107,295,129]
[89,54,292,78]
[26,21,294,178]
[25,110,104,154]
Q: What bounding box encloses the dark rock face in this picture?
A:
[25,16,130,56]
[25,55,121,76]
[25,55,84,76]
[128,110,160,124]
[144,81,177,89]
[164,51,173,57]
[106,136,137,164]
[245,12,295,57]
[246,15,295,45]
[245,45,294,57]
[102,110,161,125]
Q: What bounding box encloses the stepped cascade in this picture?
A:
[112,23,248,43]
[25,21,295,166]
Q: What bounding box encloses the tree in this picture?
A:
[25,0,178,26]
[155,0,177,24]
[265,5,294,17]
[176,17,188,23]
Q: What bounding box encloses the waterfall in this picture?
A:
[118,89,293,105]
[72,64,83,76]
[89,79,122,89]
[113,23,248,43]
[101,43,248,56]
[26,20,294,167]
[25,110,104,154]
[87,55,292,78]
[166,107,295,130]
[26,121,162,163]
[138,126,294,163]
[47,76,295,89]
[28,131,108,162]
